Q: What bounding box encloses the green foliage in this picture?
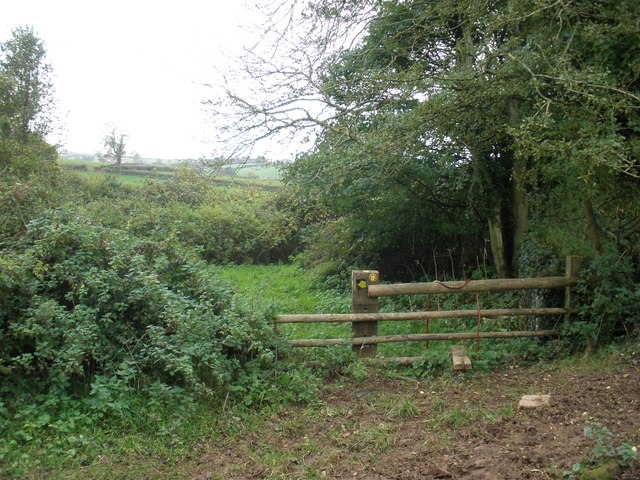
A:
[244,0,640,285]
[584,421,638,467]
[564,420,638,477]
[0,162,317,472]
[0,149,60,245]
[285,113,484,282]
[468,349,501,373]
[0,209,285,390]
[66,168,298,265]
[0,26,53,143]
[561,251,640,350]
[0,208,318,474]
[228,360,320,407]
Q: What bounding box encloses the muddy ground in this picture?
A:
[187,353,640,480]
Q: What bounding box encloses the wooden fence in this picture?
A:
[276,256,583,363]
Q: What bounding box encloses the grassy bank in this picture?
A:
[18,341,640,479]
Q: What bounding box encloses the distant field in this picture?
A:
[59,158,106,169]
[60,154,283,180]
[230,163,282,180]
[215,176,281,188]
[58,158,282,188]
[78,170,151,185]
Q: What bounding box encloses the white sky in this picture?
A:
[1,0,268,160]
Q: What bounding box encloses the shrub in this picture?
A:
[73,171,298,264]
[562,251,640,350]
[0,208,318,474]
[0,209,296,398]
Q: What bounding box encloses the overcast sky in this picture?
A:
[1,0,268,160]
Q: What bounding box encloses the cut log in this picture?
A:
[450,345,472,370]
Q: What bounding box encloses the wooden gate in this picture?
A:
[276,256,583,363]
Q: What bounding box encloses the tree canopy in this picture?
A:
[0,26,56,178]
[0,25,53,144]
[217,0,640,279]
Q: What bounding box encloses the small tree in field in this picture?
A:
[102,126,127,167]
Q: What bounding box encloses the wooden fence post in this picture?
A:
[351,270,379,358]
[564,255,583,321]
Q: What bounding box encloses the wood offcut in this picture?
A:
[450,345,472,370]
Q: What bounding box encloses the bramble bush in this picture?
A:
[0,208,317,468]
[0,208,307,392]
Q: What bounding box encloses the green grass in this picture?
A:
[58,158,105,167]
[225,161,282,180]
[368,393,420,418]
[214,264,352,342]
[233,164,282,180]
[427,404,516,429]
[214,265,533,360]
[58,158,108,172]
[77,170,153,186]
[214,264,332,314]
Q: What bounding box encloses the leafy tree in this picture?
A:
[505,0,640,259]
[283,109,483,281]
[216,0,640,279]
[0,27,57,179]
[102,126,127,167]
[0,26,53,144]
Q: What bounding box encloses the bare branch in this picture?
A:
[201,0,379,161]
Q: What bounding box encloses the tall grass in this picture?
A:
[214,264,351,342]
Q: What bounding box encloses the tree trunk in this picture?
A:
[511,156,528,274]
[488,204,511,278]
[508,97,527,276]
[583,198,602,255]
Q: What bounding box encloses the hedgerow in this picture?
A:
[73,169,298,264]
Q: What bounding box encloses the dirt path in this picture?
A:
[185,353,640,480]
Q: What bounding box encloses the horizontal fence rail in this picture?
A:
[287,330,560,347]
[277,307,572,324]
[367,276,576,297]
[278,256,583,362]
